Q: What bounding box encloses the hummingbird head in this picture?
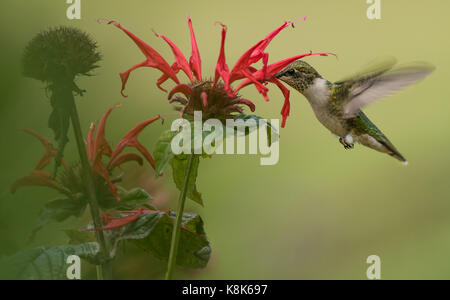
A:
[275,60,322,94]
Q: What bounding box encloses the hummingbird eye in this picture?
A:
[285,69,296,76]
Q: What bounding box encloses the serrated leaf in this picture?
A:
[154,130,179,177]
[171,155,203,206]
[32,197,87,239]
[0,243,100,280]
[105,211,210,269]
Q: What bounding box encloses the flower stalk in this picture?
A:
[165,154,195,280]
[66,87,112,280]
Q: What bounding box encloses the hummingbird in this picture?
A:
[275,57,435,164]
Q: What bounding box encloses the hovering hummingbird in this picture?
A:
[275,57,435,164]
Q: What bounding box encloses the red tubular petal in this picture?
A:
[233,52,334,128]
[93,160,120,201]
[188,17,202,81]
[121,209,170,214]
[232,98,256,112]
[119,61,147,97]
[201,92,208,109]
[228,19,305,85]
[271,78,291,128]
[227,18,311,92]
[10,170,62,194]
[248,17,305,63]
[108,22,180,96]
[21,129,57,171]
[135,142,156,169]
[109,115,162,170]
[157,63,181,92]
[154,31,194,82]
[86,210,144,231]
[234,52,334,92]
[264,52,335,80]
[214,24,230,90]
[228,39,265,84]
[109,152,144,169]
[93,105,119,161]
[168,84,194,99]
[225,106,244,114]
[239,69,269,100]
[169,97,188,105]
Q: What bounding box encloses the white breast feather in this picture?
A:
[304,78,347,137]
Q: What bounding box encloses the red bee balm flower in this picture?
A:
[102,17,333,127]
[11,107,161,202]
[87,105,161,201]
[10,129,67,194]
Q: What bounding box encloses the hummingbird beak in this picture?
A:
[275,71,283,79]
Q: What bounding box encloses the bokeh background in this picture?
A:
[1,0,449,279]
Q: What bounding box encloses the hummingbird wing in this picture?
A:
[337,59,435,119]
[335,56,398,85]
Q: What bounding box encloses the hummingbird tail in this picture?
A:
[376,139,408,165]
[388,150,408,165]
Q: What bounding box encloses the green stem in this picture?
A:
[66,89,112,280]
[165,154,195,280]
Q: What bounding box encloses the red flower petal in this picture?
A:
[156,63,181,92]
[234,52,334,127]
[168,83,194,100]
[228,39,265,84]
[109,115,162,170]
[154,31,194,82]
[201,92,208,109]
[234,52,333,92]
[228,98,256,112]
[107,21,180,96]
[168,97,188,105]
[188,17,202,81]
[21,129,57,170]
[10,170,63,194]
[93,105,119,161]
[92,158,120,201]
[109,152,144,169]
[213,23,230,89]
[248,17,305,64]
[87,209,144,231]
[228,18,305,86]
[271,78,291,128]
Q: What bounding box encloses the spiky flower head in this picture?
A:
[22,26,101,82]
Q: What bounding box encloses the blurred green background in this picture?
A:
[1,0,449,279]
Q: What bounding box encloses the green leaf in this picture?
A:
[100,188,155,211]
[0,243,100,280]
[64,230,96,245]
[106,211,210,269]
[154,130,179,177]
[231,114,279,146]
[171,155,203,206]
[32,197,87,239]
